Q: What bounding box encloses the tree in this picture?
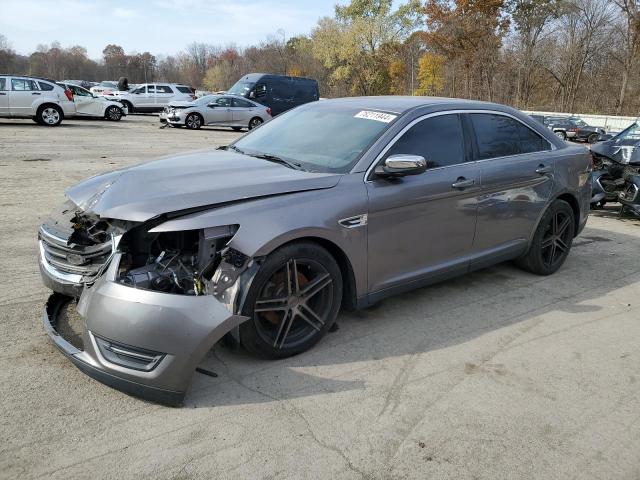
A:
[610,0,640,114]
[414,52,445,95]
[0,34,16,72]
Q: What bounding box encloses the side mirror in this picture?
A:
[375,154,427,177]
[249,91,255,98]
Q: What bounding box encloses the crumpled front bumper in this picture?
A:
[42,254,248,406]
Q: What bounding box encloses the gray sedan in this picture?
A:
[159,94,271,130]
[39,97,591,405]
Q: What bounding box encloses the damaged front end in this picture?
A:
[40,201,255,406]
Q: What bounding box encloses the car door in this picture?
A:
[153,84,174,108]
[0,78,9,115]
[132,85,152,109]
[9,78,40,116]
[468,112,555,265]
[366,113,480,294]
[231,97,255,125]
[70,84,101,116]
[204,97,233,125]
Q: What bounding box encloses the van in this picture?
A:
[227,73,319,116]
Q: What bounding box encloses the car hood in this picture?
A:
[65,150,341,222]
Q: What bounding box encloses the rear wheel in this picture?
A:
[516,200,575,275]
[37,105,63,126]
[240,242,342,358]
[105,106,123,121]
[185,113,202,129]
[248,117,263,130]
[554,130,566,140]
[587,133,599,143]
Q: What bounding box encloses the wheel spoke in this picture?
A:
[555,238,569,253]
[300,273,332,301]
[273,309,295,348]
[255,296,289,312]
[541,236,554,249]
[298,303,325,331]
[287,259,300,296]
[549,242,557,264]
[552,213,559,235]
[556,216,571,237]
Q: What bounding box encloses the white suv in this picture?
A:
[108,83,195,113]
[0,75,76,126]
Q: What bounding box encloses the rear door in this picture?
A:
[0,78,9,115]
[9,78,40,116]
[231,97,256,125]
[153,84,175,108]
[468,112,555,264]
[366,113,480,294]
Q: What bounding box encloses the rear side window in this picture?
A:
[470,113,550,160]
[155,85,172,93]
[38,81,54,91]
[384,114,465,169]
[11,78,38,91]
[0,78,6,90]
[176,86,193,93]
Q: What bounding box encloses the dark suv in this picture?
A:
[547,117,605,143]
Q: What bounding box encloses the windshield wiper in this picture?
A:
[220,144,245,154]
[249,153,303,171]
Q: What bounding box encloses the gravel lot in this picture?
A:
[1,115,639,480]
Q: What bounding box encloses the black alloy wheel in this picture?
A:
[240,242,342,358]
[105,106,122,121]
[185,113,202,129]
[248,117,263,130]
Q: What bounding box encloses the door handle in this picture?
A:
[31,92,41,95]
[535,164,553,175]
[0,92,6,95]
[451,177,475,189]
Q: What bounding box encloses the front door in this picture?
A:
[0,78,9,115]
[204,97,233,125]
[468,113,555,260]
[70,85,101,116]
[366,113,480,294]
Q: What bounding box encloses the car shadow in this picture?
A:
[184,224,639,408]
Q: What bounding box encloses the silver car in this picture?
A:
[39,97,592,405]
[159,94,272,130]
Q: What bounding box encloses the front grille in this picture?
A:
[39,224,112,278]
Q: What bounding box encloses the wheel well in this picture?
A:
[37,103,64,118]
[249,116,262,124]
[276,237,358,311]
[556,193,580,235]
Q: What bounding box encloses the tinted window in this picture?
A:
[470,113,550,160]
[254,83,267,98]
[292,82,317,102]
[38,81,54,91]
[133,86,146,94]
[213,97,232,107]
[232,98,253,108]
[384,114,465,168]
[147,85,156,93]
[176,86,193,93]
[271,80,293,101]
[11,78,37,91]
[155,85,172,93]
[0,78,6,90]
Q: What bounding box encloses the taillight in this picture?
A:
[190,94,196,100]
[266,107,272,116]
[64,88,73,102]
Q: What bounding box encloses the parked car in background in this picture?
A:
[110,83,196,113]
[0,75,75,126]
[548,117,605,142]
[63,80,96,89]
[90,81,118,95]
[227,73,319,116]
[159,94,271,130]
[59,82,127,121]
[39,96,590,405]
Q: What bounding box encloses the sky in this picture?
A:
[0,0,339,59]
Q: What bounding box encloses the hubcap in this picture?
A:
[42,108,60,124]
[109,107,121,120]
[254,258,333,349]
[541,211,572,267]
[187,115,201,128]
[250,119,262,129]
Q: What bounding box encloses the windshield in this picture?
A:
[232,102,397,173]
[571,118,588,126]
[227,81,254,97]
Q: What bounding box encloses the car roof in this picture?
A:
[0,74,58,83]
[237,73,317,83]
[317,96,514,115]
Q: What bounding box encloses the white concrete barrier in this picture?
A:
[524,110,638,133]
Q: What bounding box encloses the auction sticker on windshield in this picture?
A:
[354,110,397,123]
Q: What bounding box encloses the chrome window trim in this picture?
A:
[364,109,556,182]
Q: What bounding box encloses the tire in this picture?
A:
[185,113,203,129]
[36,105,63,126]
[248,117,263,130]
[240,241,343,359]
[121,101,134,114]
[587,133,599,144]
[516,199,575,275]
[231,126,243,131]
[554,130,566,140]
[105,106,123,121]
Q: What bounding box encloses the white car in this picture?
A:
[0,75,76,126]
[60,83,127,121]
[159,94,272,130]
[110,83,195,113]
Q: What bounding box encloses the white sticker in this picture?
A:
[354,110,397,123]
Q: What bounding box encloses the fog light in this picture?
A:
[95,335,165,371]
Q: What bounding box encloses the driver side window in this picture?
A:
[384,114,465,169]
